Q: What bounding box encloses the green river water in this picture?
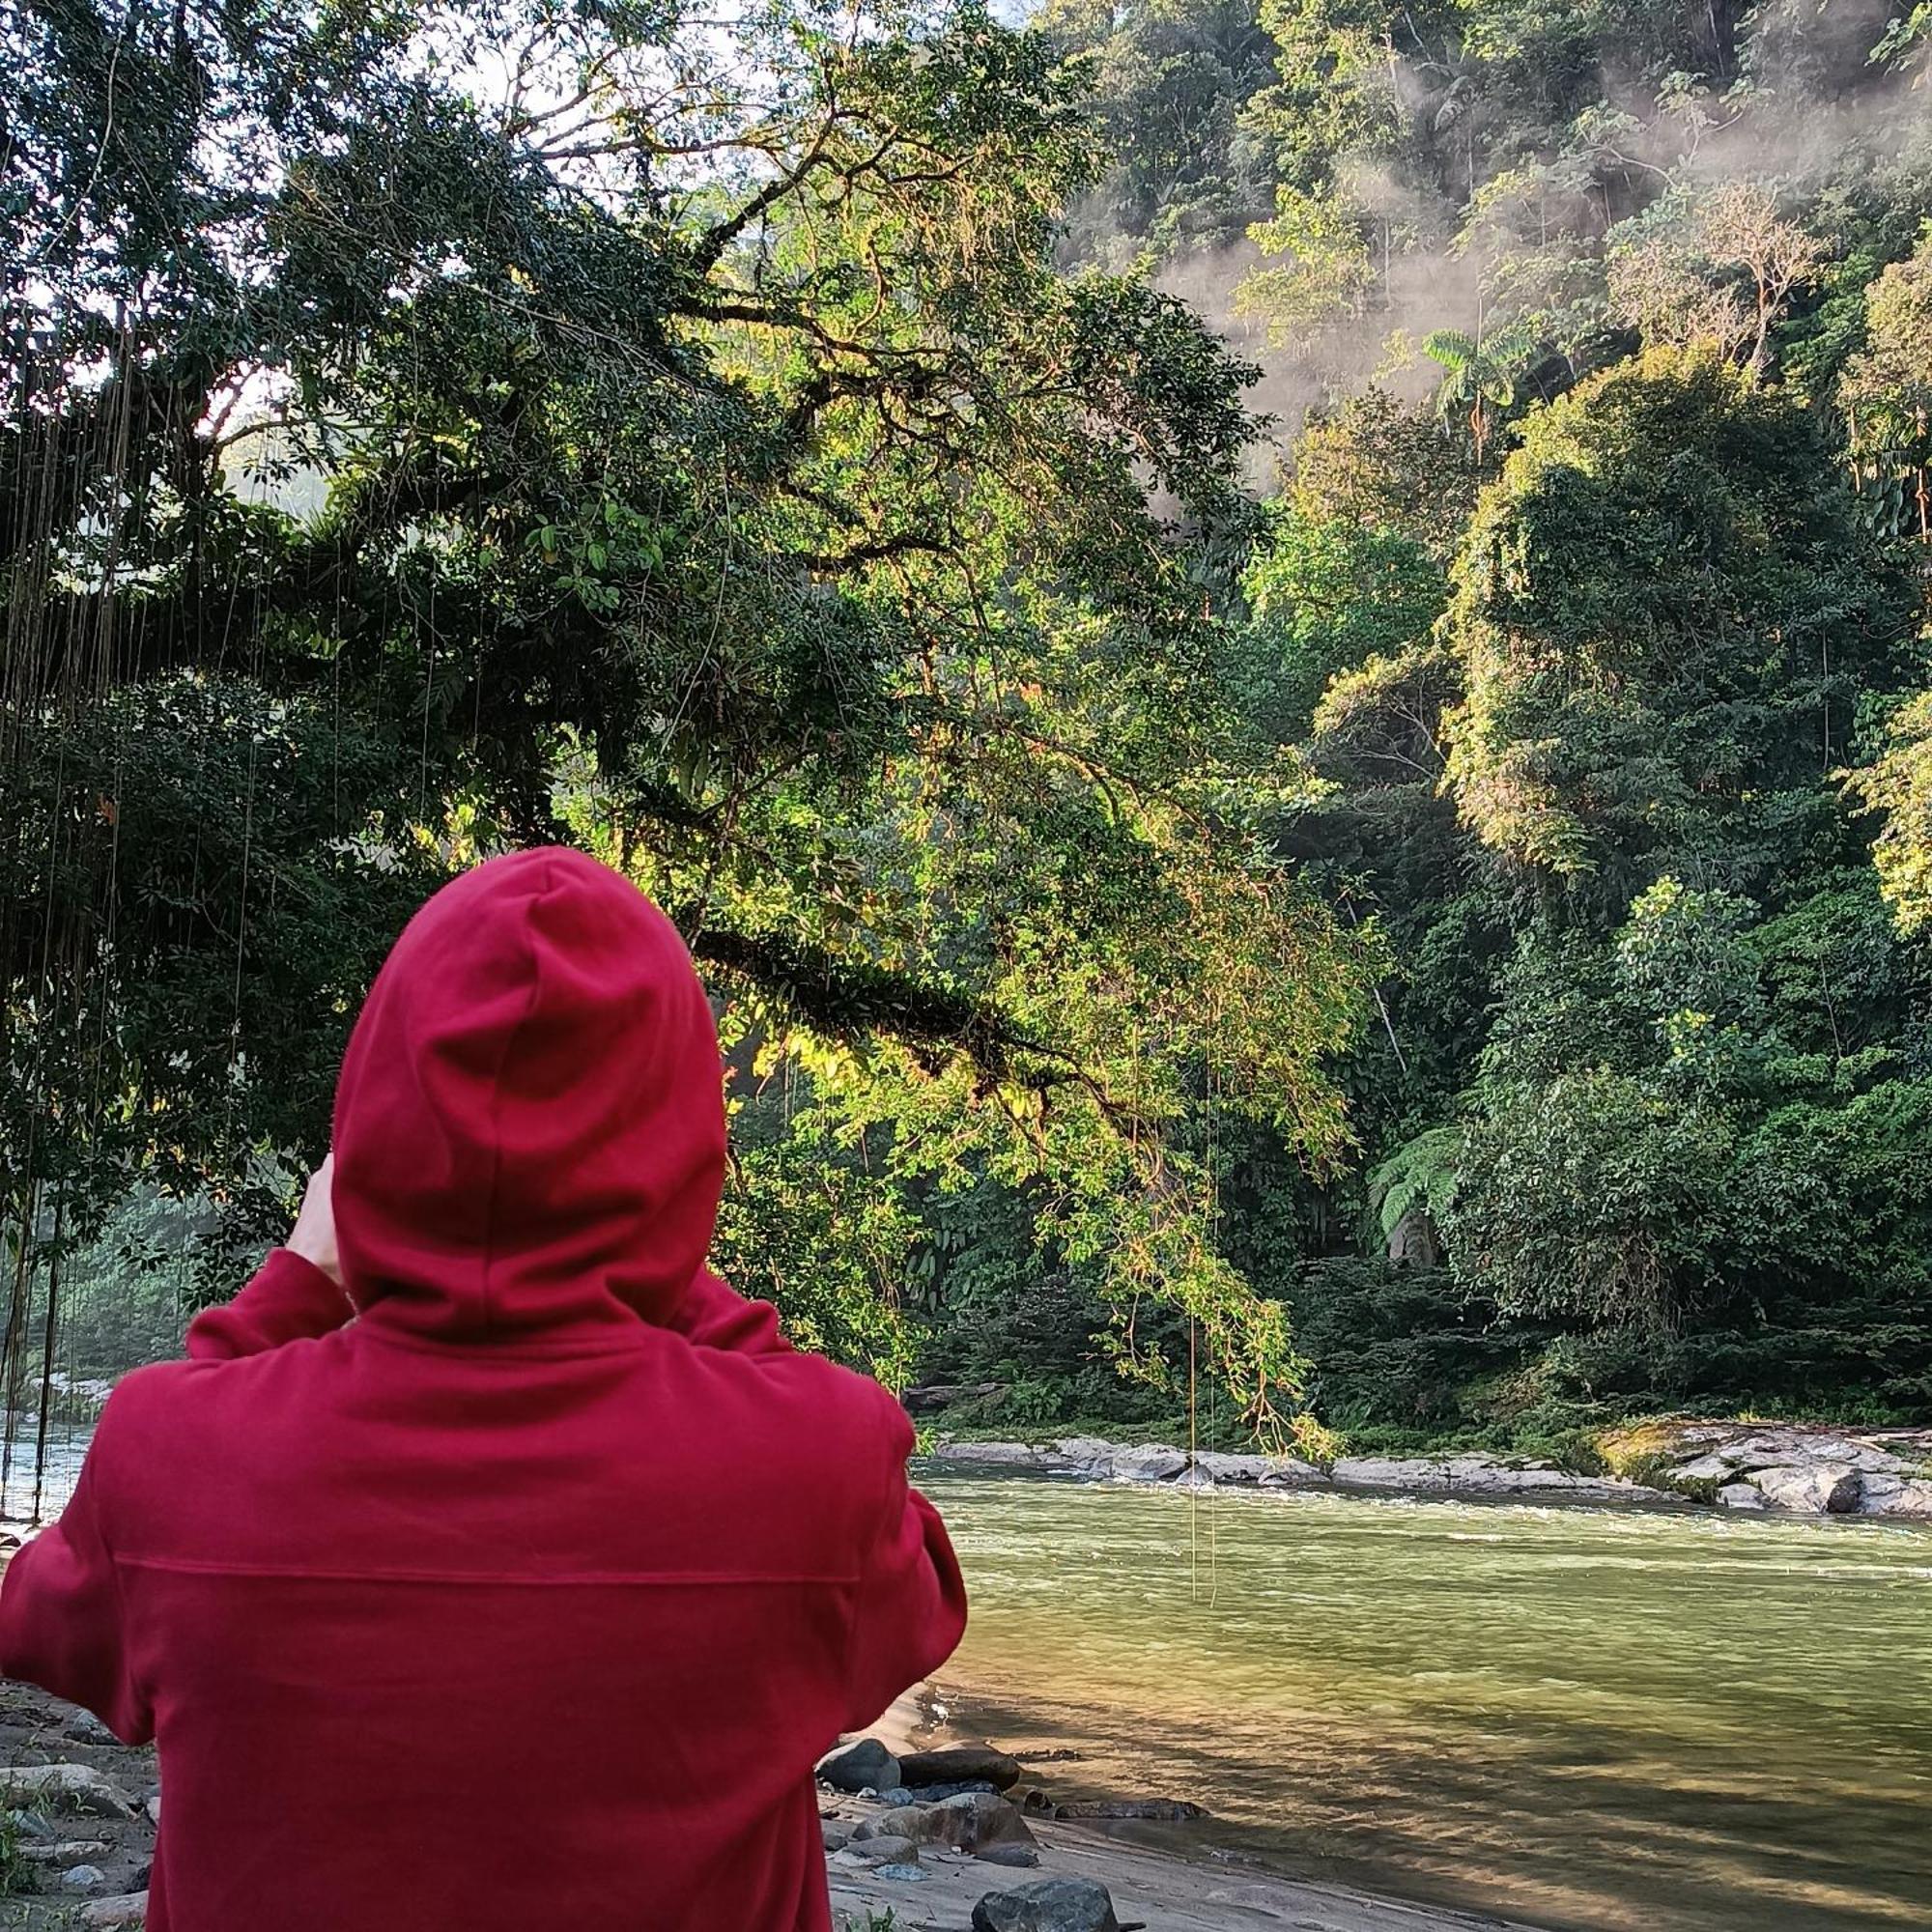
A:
[917,1470,1932,1932]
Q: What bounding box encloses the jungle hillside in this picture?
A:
[5,0,1932,1462]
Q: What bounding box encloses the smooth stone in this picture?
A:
[898,1746,1022,1791]
[843,1833,920,1865]
[62,1866,109,1892]
[821,1822,854,1853]
[875,1785,919,1807]
[972,1875,1122,1932]
[80,1897,148,1930]
[817,1739,902,1794]
[976,1842,1041,1867]
[0,1764,135,1818]
[1717,1483,1768,1509]
[1748,1463,1861,1513]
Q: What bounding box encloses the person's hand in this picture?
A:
[287,1152,342,1286]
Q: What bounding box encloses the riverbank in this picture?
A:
[925,1417,1932,1517]
[826,1698,1547,1932]
[0,1678,1542,1932]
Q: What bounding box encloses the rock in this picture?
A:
[875,1786,919,1807]
[1109,1444,1188,1483]
[895,1790,1036,1854]
[976,1841,1041,1868]
[1748,1463,1862,1513]
[1044,1437,1118,1478]
[62,1710,118,1746]
[895,1777,999,1803]
[1666,1454,1741,1485]
[80,1895,148,1930]
[817,1739,901,1794]
[22,1840,111,1862]
[1257,1456,1323,1487]
[822,1822,854,1853]
[843,1833,920,1865]
[872,1863,928,1883]
[972,1875,1122,1932]
[898,1746,1023,1791]
[0,1764,136,1818]
[145,1794,162,1826]
[1717,1483,1768,1510]
[62,1865,110,1892]
[1855,1475,1932,1517]
[931,1442,1047,1470]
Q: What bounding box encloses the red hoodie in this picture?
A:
[0,848,966,1930]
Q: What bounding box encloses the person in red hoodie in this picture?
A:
[0,846,967,1931]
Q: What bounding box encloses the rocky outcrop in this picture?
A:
[859,1790,1037,1856]
[934,1422,1932,1518]
[1649,1424,1932,1516]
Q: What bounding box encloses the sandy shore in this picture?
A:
[831,1688,1547,1932]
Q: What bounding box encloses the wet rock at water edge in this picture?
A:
[1748,1463,1861,1513]
[817,1738,902,1793]
[898,1745,1023,1791]
[973,1875,1122,1932]
[0,1763,136,1818]
[1855,1474,1932,1515]
[933,1441,1049,1470]
[1109,1444,1188,1483]
[1717,1483,1768,1510]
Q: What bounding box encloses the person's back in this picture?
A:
[0,848,966,1931]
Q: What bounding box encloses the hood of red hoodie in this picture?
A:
[331,848,725,1343]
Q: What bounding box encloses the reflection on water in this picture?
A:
[920,1469,1932,1932]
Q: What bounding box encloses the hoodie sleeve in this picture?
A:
[0,1435,152,1744]
[668,1267,794,1358]
[841,1404,968,1730]
[185,1247,354,1360]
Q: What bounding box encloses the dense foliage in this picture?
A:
[6,0,1932,1450]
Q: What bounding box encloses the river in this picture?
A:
[917,1468,1932,1932]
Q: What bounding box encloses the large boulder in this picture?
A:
[891,1790,1036,1855]
[1717,1483,1767,1510]
[817,1739,901,1793]
[1109,1444,1188,1483]
[840,1833,921,1866]
[1855,1475,1932,1517]
[972,1875,1122,1932]
[0,1764,135,1818]
[1748,1464,1861,1513]
[897,1746,1023,1792]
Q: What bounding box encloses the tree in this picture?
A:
[1442,348,1914,888]
[1,0,1368,1427]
